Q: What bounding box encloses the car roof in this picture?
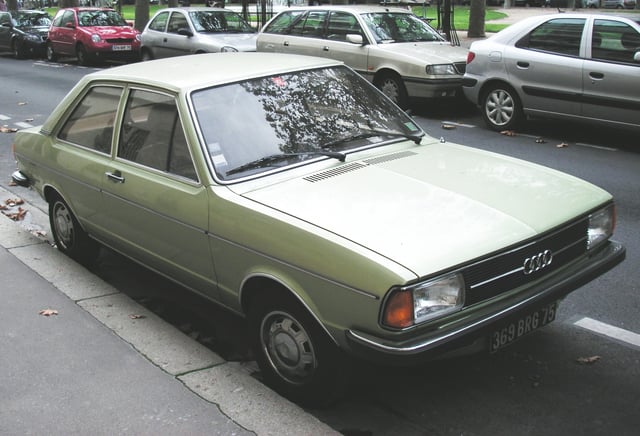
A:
[153,7,235,13]
[84,53,343,91]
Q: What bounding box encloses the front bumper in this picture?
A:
[345,240,625,365]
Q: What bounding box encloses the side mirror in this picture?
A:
[346,33,364,45]
[178,28,194,37]
[65,22,75,29]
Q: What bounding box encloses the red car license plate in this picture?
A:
[490,301,558,352]
[112,45,132,51]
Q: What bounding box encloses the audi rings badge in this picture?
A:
[523,250,553,275]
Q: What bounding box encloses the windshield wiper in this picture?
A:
[322,128,423,150]
[226,151,345,177]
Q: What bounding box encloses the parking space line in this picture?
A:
[574,317,640,349]
[14,122,34,129]
[441,120,477,128]
[0,114,10,121]
[575,143,618,152]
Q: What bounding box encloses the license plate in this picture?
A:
[112,45,132,51]
[490,301,558,353]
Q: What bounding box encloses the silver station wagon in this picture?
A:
[256,5,468,107]
[463,13,640,132]
[12,53,624,405]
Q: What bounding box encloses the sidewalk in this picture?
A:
[0,186,336,434]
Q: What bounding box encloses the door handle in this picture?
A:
[106,170,125,183]
[323,46,329,51]
[163,37,167,43]
[589,72,604,80]
[284,41,289,46]
[516,61,530,68]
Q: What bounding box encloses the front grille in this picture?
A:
[105,38,135,43]
[463,218,588,306]
[454,62,467,75]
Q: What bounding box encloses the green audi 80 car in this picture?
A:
[12,53,625,405]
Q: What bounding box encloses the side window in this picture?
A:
[327,12,361,42]
[290,11,327,37]
[262,11,305,34]
[0,13,10,26]
[516,18,585,57]
[118,90,197,181]
[58,86,122,153]
[592,19,640,64]
[148,11,169,32]
[167,12,189,34]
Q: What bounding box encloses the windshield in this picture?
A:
[362,12,443,43]
[78,10,128,27]
[192,66,423,181]
[15,12,51,27]
[189,10,255,33]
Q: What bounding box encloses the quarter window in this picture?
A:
[118,90,197,181]
[517,18,585,57]
[591,19,640,64]
[58,86,122,154]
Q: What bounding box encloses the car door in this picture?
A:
[50,10,77,56]
[582,18,640,128]
[160,11,195,57]
[142,10,171,58]
[321,11,369,74]
[505,17,586,118]
[53,84,123,236]
[260,10,328,57]
[100,88,216,294]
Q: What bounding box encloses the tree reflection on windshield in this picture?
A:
[191,65,423,181]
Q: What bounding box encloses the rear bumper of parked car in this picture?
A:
[345,240,625,365]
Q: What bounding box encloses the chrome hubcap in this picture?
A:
[53,202,73,249]
[486,89,514,126]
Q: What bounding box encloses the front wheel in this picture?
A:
[49,194,99,264]
[481,84,523,131]
[374,72,409,109]
[248,290,350,406]
[46,42,57,62]
[76,44,92,66]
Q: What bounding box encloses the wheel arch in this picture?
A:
[240,273,340,347]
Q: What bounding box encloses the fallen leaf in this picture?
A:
[441,123,456,130]
[557,142,569,148]
[39,309,59,316]
[0,126,18,133]
[25,118,34,122]
[129,314,146,319]
[5,198,24,207]
[2,206,27,221]
[577,355,601,365]
[500,130,516,136]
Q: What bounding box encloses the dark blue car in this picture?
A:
[0,10,51,59]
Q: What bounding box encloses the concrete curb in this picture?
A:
[0,186,337,435]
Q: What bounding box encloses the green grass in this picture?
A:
[45,5,510,33]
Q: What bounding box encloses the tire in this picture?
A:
[76,44,91,66]
[374,72,409,109]
[12,40,27,59]
[481,84,523,131]
[46,42,57,62]
[247,290,350,407]
[49,194,99,264]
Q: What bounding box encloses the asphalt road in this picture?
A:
[1,56,638,436]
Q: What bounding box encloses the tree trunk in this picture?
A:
[467,0,486,39]
[134,0,150,32]
[58,0,79,8]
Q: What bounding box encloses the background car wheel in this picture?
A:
[76,44,92,66]
[48,194,99,264]
[248,289,350,407]
[481,84,523,131]
[12,40,27,59]
[46,42,57,62]
[374,72,409,109]
[141,48,154,61]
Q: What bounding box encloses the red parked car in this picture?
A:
[47,8,141,65]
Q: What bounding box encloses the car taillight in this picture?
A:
[466,52,476,64]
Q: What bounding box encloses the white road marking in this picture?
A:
[574,317,640,348]
[575,143,618,152]
[441,121,477,128]
[0,114,10,121]
[14,122,34,129]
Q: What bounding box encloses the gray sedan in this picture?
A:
[462,13,640,132]
[141,7,256,60]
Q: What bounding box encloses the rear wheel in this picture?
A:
[48,194,99,264]
[46,42,57,62]
[374,72,409,109]
[481,84,523,131]
[247,289,350,407]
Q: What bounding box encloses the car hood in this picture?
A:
[20,25,50,36]
[197,32,257,51]
[84,26,139,38]
[239,141,611,277]
[377,41,468,63]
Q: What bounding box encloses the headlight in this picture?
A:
[587,204,615,250]
[91,34,101,43]
[425,64,457,75]
[382,272,465,329]
[220,46,238,53]
[26,34,41,42]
